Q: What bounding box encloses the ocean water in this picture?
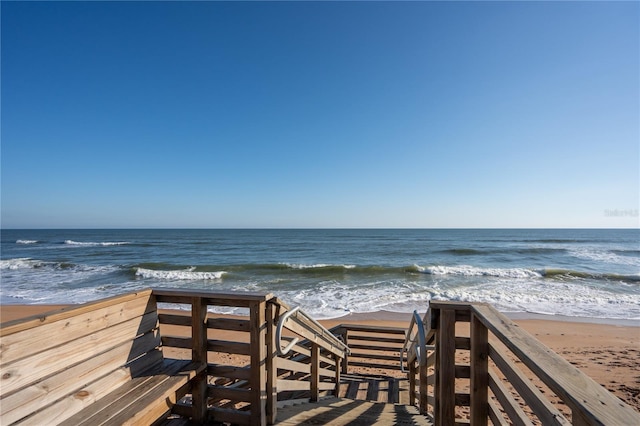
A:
[1,229,638,321]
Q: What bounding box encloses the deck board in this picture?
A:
[275,397,432,425]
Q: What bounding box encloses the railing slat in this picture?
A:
[488,369,535,426]
[489,342,569,425]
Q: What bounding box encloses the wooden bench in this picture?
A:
[0,289,205,425]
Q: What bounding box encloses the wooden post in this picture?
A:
[310,342,320,402]
[437,308,456,426]
[470,312,489,425]
[191,297,208,423]
[265,303,277,425]
[250,301,267,426]
[419,354,428,414]
[409,359,417,406]
[341,328,349,375]
[334,354,342,397]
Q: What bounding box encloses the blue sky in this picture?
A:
[1,1,638,228]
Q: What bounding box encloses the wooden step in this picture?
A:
[275,397,432,425]
[340,374,409,405]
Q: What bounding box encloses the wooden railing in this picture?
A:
[331,323,407,377]
[152,288,348,425]
[405,301,640,426]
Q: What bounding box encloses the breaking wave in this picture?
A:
[64,240,131,247]
[16,240,38,244]
[135,267,226,280]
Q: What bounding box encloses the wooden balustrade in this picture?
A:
[405,301,640,426]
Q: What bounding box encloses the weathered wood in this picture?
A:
[282,319,346,358]
[152,288,272,307]
[310,343,320,402]
[208,317,250,332]
[2,333,161,424]
[157,313,191,327]
[488,370,533,426]
[472,303,640,425]
[2,311,159,395]
[266,302,277,425]
[208,339,251,355]
[276,379,335,392]
[191,297,208,424]
[488,399,509,426]
[161,336,192,350]
[0,289,153,336]
[348,343,402,352]
[436,308,456,425]
[250,301,267,426]
[345,334,405,344]
[208,385,252,402]
[1,294,155,366]
[489,343,569,425]
[209,406,252,426]
[208,364,251,381]
[340,324,407,335]
[348,352,406,362]
[470,313,489,425]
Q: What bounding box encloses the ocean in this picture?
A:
[1,229,638,321]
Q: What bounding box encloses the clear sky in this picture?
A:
[1,1,638,229]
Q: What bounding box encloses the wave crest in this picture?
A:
[135,267,226,280]
[64,240,130,247]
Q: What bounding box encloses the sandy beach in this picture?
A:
[1,304,638,412]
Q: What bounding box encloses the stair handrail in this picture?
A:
[400,310,427,373]
[275,303,350,357]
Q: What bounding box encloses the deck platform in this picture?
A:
[275,397,432,425]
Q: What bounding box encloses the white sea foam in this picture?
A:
[64,240,131,246]
[417,264,543,279]
[0,258,45,270]
[285,263,356,269]
[135,267,226,280]
[569,247,640,267]
[16,240,38,244]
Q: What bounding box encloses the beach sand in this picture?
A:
[1,305,638,412]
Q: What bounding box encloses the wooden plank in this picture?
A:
[488,399,509,426]
[347,343,402,352]
[488,370,533,426]
[277,357,310,374]
[1,332,161,425]
[277,379,310,392]
[473,304,640,425]
[470,313,489,426]
[152,288,272,307]
[157,313,191,327]
[249,301,267,426]
[1,311,159,396]
[208,339,251,355]
[0,289,153,336]
[209,407,251,426]
[208,364,251,381]
[208,317,250,332]
[345,334,405,344]
[208,385,251,402]
[489,343,569,425]
[1,295,156,366]
[58,360,202,426]
[14,352,165,425]
[96,363,201,426]
[348,352,406,362]
[161,336,192,350]
[339,324,407,335]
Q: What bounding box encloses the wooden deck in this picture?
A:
[275,397,432,425]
